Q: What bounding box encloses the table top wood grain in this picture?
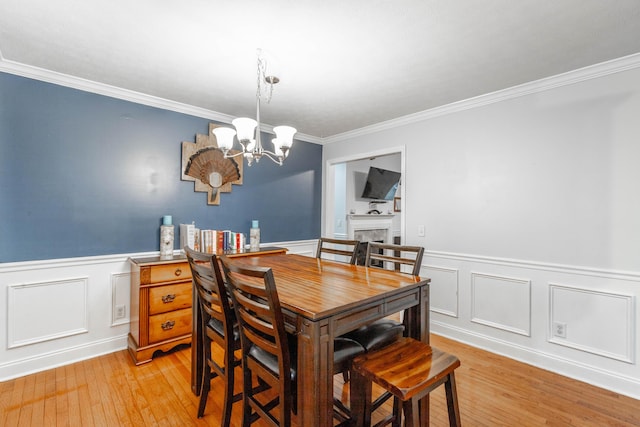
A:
[220,253,427,321]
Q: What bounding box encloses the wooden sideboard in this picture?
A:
[128,247,287,365]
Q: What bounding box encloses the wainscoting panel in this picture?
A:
[424,265,459,317]
[471,272,531,336]
[427,249,640,399]
[285,239,317,257]
[111,272,131,327]
[549,284,635,363]
[7,277,89,348]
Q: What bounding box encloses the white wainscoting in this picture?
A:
[423,265,459,318]
[0,239,317,381]
[549,284,635,363]
[425,250,640,400]
[8,277,89,348]
[111,272,131,327]
[470,272,531,336]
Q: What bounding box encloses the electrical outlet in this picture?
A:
[115,304,126,320]
[552,321,566,338]
[417,225,425,237]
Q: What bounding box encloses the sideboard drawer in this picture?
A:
[149,308,192,344]
[149,282,192,315]
[143,262,191,285]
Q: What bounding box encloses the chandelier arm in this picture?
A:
[259,151,284,166]
[223,151,246,159]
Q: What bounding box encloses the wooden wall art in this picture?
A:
[181,123,243,205]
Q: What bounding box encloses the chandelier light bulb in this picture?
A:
[212,127,236,151]
[274,125,296,149]
[232,118,257,142]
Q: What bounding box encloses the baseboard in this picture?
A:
[431,321,640,400]
[0,334,128,382]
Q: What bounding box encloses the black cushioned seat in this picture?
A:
[343,320,405,352]
[333,337,368,373]
[208,317,240,342]
[249,342,298,383]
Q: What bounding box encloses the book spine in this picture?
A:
[179,224,195,250]
[193,228,200,251]
[217,230,224,253]
[209,230,214,253]
[205,230,213,253]
[210,230,216,253]
[202,230,208,253]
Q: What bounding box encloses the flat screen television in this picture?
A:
[361,167,401,201]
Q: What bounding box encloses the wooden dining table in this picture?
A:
[192,253,430,426]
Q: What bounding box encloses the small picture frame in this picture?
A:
[393,197,401,212]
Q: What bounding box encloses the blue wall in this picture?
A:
[0,72,322,262]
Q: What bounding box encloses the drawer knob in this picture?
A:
[161,294,176,304]
[161,320,175,330]
[174,268,182,276]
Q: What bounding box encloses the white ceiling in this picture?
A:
[1,0,640,141]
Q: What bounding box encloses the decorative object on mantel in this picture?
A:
[181,123,243,205]
[212,49,297,166]
[367,200,383,215]
[394,197,401,212]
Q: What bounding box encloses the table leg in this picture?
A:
[405,284,430,424]
[419,284,430,423]
[297,317,332,426]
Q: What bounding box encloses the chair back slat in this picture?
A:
[316,237,360,264]
[186,247,234,340]
[365,242,424,276]
[191,262,227,323]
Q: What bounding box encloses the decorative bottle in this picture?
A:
[250,220,260,251]
[160,215,174,259]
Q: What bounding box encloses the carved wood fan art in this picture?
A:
[181,123,243,205]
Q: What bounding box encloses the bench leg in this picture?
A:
[402,398,420,427]
[391,396,402,427]
[351,370,372,427]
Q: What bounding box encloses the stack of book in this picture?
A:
[180,223,246,253]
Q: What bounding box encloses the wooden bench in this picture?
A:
[351,337,462,427]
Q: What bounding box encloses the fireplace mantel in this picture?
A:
[347,214,395,220]
[347,214,394,243]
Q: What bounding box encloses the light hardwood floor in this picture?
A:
[1,335,638,426]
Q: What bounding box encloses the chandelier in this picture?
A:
[212,50,297,166]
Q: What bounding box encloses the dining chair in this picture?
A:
[185,247,241,425]
[350,337,462,427]
[221,255,365,426]
[345,242,425,352]
[342,242,425,418]
[220,256,298,427]
[315,236,369,422]
[316,237,360,264]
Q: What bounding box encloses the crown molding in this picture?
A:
[323,52,640,144]
[0,57,322,144]
[2,53,639,146]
